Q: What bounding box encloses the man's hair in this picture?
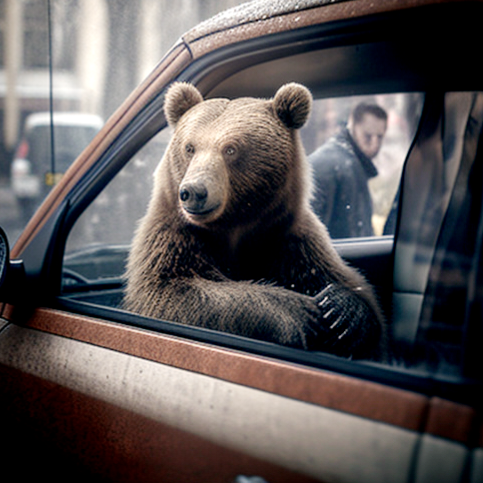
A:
[351,103,388,125]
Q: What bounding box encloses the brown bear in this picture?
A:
[124,82,386,359]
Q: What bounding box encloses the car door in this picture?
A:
[1,1,483,482]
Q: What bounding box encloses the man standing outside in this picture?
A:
[310,103,388,239]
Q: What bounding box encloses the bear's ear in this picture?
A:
[164,82,204,127]
[273,83,312,129]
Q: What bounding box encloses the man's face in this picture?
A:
[350,113,387,159]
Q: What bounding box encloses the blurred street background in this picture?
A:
[0,0,247,243]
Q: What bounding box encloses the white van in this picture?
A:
[11,112,103,220]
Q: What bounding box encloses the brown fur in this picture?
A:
[124,82,385,359]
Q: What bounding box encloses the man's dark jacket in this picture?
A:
[309,127,378,239]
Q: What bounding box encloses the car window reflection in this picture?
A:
[392,92,483,375]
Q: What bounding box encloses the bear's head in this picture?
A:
[160,82,312,229]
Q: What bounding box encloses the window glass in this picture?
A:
[392,92,483,376]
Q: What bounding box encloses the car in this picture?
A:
[10,111,104,222]
[1,0,483,482]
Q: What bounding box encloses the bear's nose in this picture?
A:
[179,181,208,213]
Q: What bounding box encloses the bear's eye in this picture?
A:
[224,145,237,157]
[185,143,195,156]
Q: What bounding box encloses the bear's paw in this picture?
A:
[313,283,381,358]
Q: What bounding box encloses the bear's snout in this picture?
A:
[179,180,208,212]
[178,172,226,225]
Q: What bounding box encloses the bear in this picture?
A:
[124,82,386,360]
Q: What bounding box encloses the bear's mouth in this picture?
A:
[182,204,221,222]
[184,207,216,216]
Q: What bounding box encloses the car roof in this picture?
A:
[181,0,449,58]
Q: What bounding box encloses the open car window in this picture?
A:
[62,90,425,362]
[63,92,422,287]
[60,89,483,383]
